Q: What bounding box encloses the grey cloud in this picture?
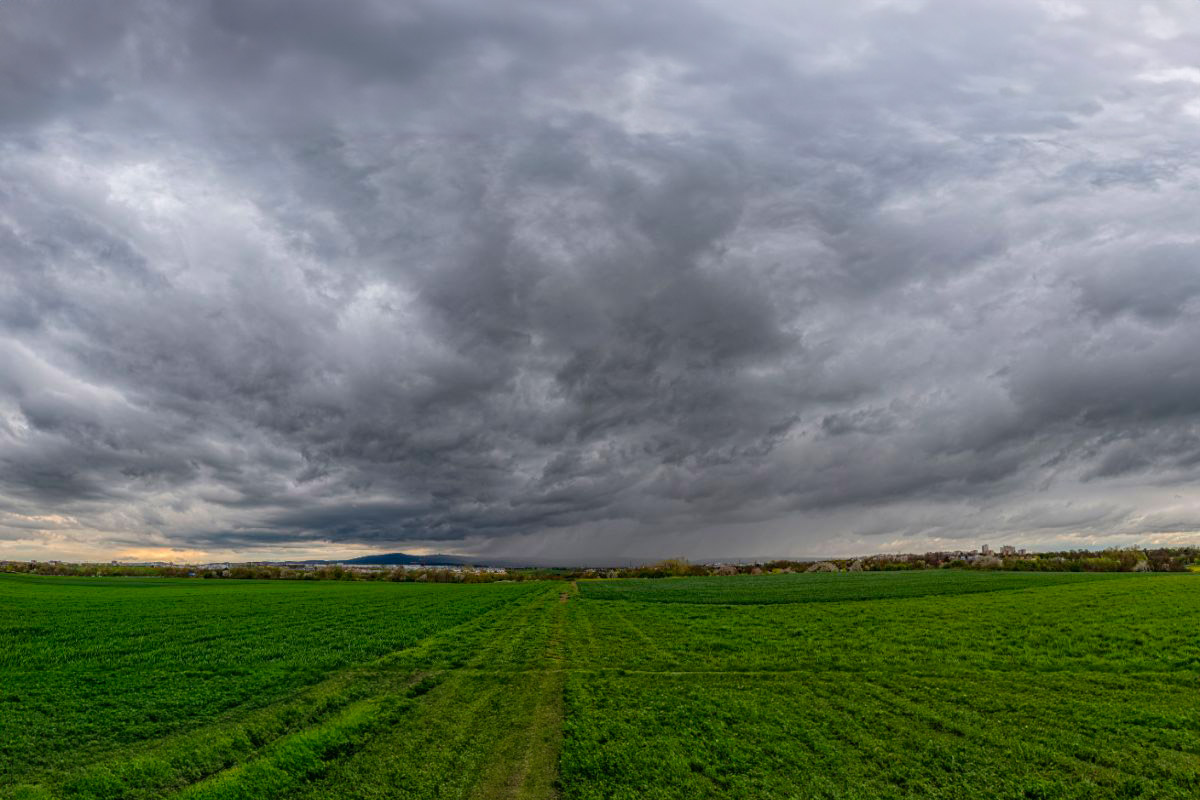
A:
[2,0,1200,560]
[1076,243,1200,322]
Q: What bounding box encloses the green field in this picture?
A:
[2,571,1198,799]
[574,569,1132,604]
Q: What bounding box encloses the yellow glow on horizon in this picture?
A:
[116,547,212,563]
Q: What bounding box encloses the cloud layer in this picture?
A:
[2,0,1200,561]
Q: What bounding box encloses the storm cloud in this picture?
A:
[2,0,1199,561]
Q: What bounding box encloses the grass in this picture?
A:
[2,570,1198,798]
[562,572,1200,799]
[575,569,1134,604]
[0,575,551,799]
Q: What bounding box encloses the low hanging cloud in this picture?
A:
[2,0,1200,561]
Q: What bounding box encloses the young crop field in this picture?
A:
[2,571,1198,799]
[574,569,1132,604]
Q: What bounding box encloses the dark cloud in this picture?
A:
[1076,243,1200,322]
[2,0,1200,561]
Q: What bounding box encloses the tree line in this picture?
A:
[0,561,518,582]
[2,546,1196,582]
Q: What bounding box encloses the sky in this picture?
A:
[2,0,1200,564]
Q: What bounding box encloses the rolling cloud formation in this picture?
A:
[2,0,1200,561]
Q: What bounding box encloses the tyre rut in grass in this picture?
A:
[0,584,551,800]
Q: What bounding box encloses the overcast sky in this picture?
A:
[2,0,1199,563]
